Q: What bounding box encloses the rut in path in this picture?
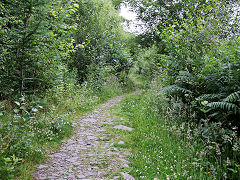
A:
[34,95,134,180]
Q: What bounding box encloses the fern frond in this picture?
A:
[177,71,193,82]
[207,102,240,115]
[197,93,225,101]
[223,91,240,103]
[208,112,220,118]
[163,85,192,95]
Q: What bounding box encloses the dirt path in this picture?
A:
[34,95,134,180]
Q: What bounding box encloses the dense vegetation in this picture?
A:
[0,0,133,178]
[122,0,240,179]
[0,0,239,179]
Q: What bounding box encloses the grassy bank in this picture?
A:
[118,80,239,179]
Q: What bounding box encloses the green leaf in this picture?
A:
[200,109,209,113]
[32,108,38,112]
[20,96,25,102]
[227,168,238,173]
[4,158,11,162]
[20,106,25,110]
[14,101,20,106]
[73,4,79,8]
[201,100,208,106]
[13,109,19,113]
[51,10,56,16]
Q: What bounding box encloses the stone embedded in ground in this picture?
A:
[118,141,125,145]
[120,172,135,180]
[37,176,47,179]
[38,164,48,169]
[67,174,75,178]
[123,163,130,168]
[76,174,86,178]
[119,158,130,164]
[67,157,79,163]
[113,125,134,131]
[87,135,95,140]
[47,175,60,179]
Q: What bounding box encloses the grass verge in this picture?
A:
[117,89,239,179]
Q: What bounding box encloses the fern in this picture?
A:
[163,85,192,95]
[197,93,226,101]
[223,91,240,103]
[207,102,240,115]
[176,71,194,82]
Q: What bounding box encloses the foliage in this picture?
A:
[129,0,240,134]
[0,0,130,99]
[0,0,78,100]
[119,84,240,179]
[127,0,240,178]
[160,38,240,127]
[0,0,134,178]
[0,100,73,178]
[70,0,132,83]
[126,0,239,38]
[131,45,162,77]
[0,72,133,178]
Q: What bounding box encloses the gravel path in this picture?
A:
[34,95,134,180]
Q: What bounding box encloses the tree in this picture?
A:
[70,0,131,83]
[126,0,240,39]
[0,0,78,99]
[0,0,50,99]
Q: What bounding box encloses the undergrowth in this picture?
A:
[119,80,240,179]
[0,74,133,179]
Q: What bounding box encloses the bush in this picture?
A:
[0,97,73,179]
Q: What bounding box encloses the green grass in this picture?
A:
[117,90,238,179]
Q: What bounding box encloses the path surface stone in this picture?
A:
[34,95,134,180]
[113,125,134,131]
[118,141,125,145]
[120,172,135,180]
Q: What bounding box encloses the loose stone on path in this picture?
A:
[34,95,134,180]
[120,172,135,180]
[113,125,134,131]
[118,141,125,145]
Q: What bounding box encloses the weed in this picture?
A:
[119,87,240,179]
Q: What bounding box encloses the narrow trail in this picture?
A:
[34,95,134,180]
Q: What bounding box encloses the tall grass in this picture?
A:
[119,79,240,179]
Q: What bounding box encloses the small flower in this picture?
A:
[226,157,231,167]
[216,143,221,155]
